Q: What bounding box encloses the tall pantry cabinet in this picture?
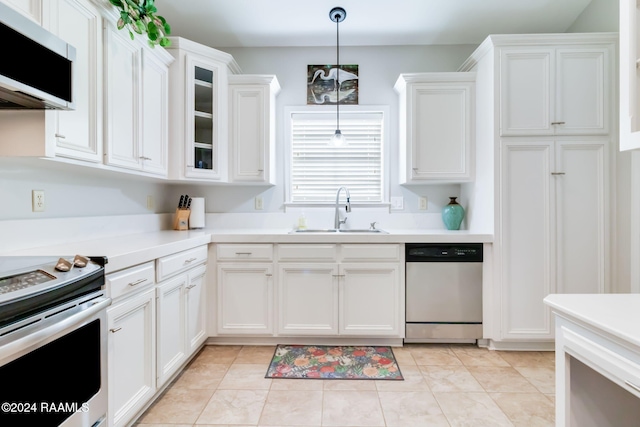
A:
[459,33,616,349]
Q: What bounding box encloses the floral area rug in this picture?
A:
[265,345,404,380]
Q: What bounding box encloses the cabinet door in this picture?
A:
[339,263,400,336]
[156,274,187,387]
[104,22,142,170]
[217,263,273,335]
[408,82,473,181]
[45,0,102,162]
[500,48,555,136]
[107,288,156,427]
[140,47,169,175]
[620,0,640,150]
[555,141,607,294]
[500,141,555,339]
[278,263,339,336]
[184,55,224,179]
[555,48,609,135]
[186,265,207,354]
[229,85,268,182]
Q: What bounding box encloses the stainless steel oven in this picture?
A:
[0,256,110,427]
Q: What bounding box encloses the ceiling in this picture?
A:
[153,0,594,48]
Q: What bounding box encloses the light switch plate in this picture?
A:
[255,196,264,210]
[390,197,404,210]
[419,196,428,210]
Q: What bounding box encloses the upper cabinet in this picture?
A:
[103,18,173,176]
[500,44,612,136]
[228,75,280,184]
[166,37,242,181]
[620,0,640,150]
[395,73,475,184]
[0,0,42,24]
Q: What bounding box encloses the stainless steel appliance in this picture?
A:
[0,256,110,427]
[405,243,483,343]
[0,2,75,109]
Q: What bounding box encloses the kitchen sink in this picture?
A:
[290,229,388,234]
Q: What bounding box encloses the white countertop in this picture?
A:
[8,228,493,274]
[544,294,640,349]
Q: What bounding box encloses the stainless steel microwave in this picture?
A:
[0,2,75,110]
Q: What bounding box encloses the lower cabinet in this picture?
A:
[107,287,156,427]
[214,243,403,339]
[216,262,274,335]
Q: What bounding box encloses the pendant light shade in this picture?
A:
[329,7,346,146]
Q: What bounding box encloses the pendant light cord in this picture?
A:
[336,12,340,132]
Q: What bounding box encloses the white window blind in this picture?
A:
[290,111,384,203]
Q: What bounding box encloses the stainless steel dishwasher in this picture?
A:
[405,243,483,343]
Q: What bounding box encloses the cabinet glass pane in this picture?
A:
[194,115,212,144]
[195,66,213,83]
[194,146,212,170]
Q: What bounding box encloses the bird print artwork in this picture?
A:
[307,64,358,105]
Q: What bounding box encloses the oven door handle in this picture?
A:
[0,296,111,366]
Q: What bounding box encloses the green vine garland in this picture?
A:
[109,0,171,47]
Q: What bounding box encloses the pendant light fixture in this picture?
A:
[329,6,346,146]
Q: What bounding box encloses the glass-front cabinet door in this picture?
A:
[185,55,224,179]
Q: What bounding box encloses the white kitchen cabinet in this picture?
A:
[103,19,172,176]
[186,264,207,354]
[620,0,640,150]
[166,37,241,181]
[217,263,274,335]
[340,263,401,336]
[278,263,339,335]
[107,288,156,427]
[275,244,403,338]
[43,0,103,162]
[500,139,608,340]
[156,273,187,388]
[228,75,280,184]
[395,73,475,183]
[500,45,611,136]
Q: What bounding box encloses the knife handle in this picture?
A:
[186,198,192,209]
[178,195,185,209]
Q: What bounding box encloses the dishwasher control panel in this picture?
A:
[405,243,483,262]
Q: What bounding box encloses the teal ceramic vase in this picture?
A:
[442,197,465,230]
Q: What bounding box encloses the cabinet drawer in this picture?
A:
[278,244,337,261]
[107,261,155,301]
[157,245,208,281]
[340,244,400,262]
[216,244,273,261]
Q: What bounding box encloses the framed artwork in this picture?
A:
[307,64,358,105]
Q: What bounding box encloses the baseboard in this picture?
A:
[487,339,556,351]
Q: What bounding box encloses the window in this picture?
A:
[287,107,387,205]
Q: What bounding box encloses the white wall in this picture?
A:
[567,0,618,33]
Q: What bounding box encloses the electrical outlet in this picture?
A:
[32,190,45,212]
[255,196,264,210]
[419,196,428,210]
[146,195,154,210]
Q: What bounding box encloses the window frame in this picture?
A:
[284,104,390,208]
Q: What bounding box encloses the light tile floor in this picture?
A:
[135,344,556,427]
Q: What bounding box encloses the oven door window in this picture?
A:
[0,319,101,426]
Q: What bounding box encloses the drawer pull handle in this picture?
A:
[235,252,252,255]
[128,278,148,287]
[332,274,345,278]
[551,121,566,125]
[109,327,122,333]
[55,133,66,139]
[265,273,272,277]
[625,380,640,393]
[184,258,197,263]
[186,284,196,290]
[551,172,565,175]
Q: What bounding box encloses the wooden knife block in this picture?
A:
[173,208,191,230]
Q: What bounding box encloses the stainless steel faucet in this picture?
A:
[334,186,351,229]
